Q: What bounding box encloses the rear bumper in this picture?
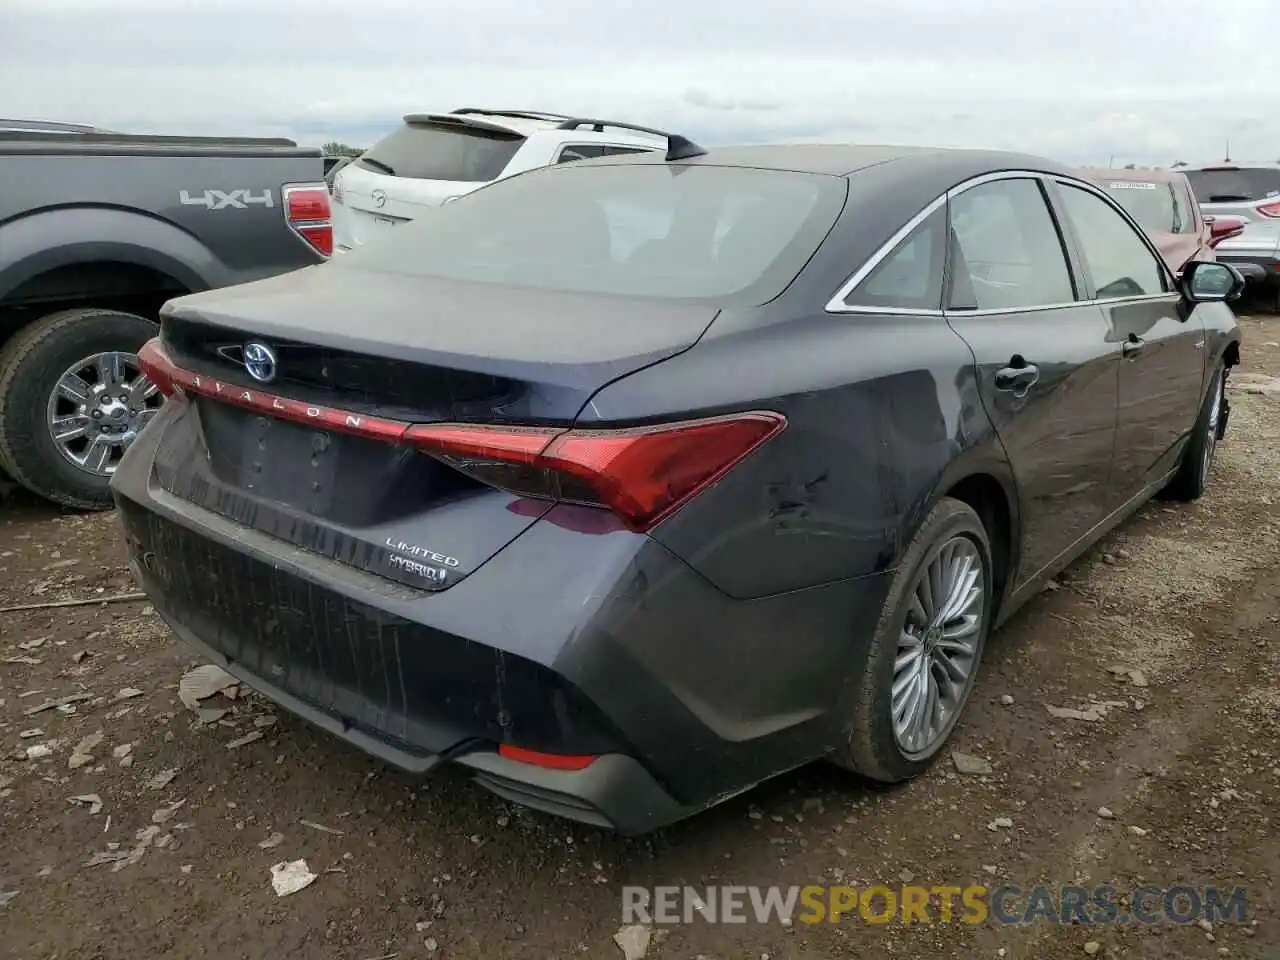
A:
[112,408,889,832]
[148,601,687,831]
[1215,253,1279,283]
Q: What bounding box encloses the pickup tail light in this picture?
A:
[282,182,333,257]
[1256,200,1280,219]
[404,413,786,532]
[132,338,786,532]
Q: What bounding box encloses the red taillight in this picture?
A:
[130,338,786,532]
[283,182,333,257]
[1207,216,1247,247]
[403,412,786,532]
[497,745,597,771]
[1257,200,1280,218]
[137,338,176,397]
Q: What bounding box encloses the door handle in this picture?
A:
[1122,334,1145,359]
[994,361,1040,395]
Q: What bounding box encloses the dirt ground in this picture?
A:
[2,317,1278,960]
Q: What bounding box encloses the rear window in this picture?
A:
[1098,180,1182,233]
[355,121,524,183]
[337,163,847,304]
[1185,166,1280,204]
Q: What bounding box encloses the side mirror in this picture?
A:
[1181,260,1245,303]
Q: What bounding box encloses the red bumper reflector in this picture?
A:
[497,745,598,771]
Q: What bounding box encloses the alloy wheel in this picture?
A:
[45,351,162,476]
[1201,372,1223,485]
[891,536,985,757]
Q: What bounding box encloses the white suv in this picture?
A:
[331,109,668,252]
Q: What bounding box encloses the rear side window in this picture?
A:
[844,208,946,311]
[947,178,1075,310]
[1185,167,1280,203]
[336,164,847,305]
[1177,181,1199,230]
[356,121,524,182]
[557,144,656,163]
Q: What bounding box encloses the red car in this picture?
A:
[1081,167,1245,274]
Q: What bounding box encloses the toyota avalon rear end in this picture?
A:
[109,151,875,832]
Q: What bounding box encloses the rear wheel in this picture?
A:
[1163,362,1226,502]
[0,307,162,510]
[832,497,993,782]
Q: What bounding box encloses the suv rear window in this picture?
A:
[337,164,847,305]
[356,120,524,183]
[1185,166,1280,203]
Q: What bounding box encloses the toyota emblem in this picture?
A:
[243,341,278,383]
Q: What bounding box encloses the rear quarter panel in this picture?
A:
[579,307,1004,601]
[0,152,325,301]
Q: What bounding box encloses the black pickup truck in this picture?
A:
[0,123,332,509]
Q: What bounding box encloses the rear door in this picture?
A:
[943,175,1120,583]
[333,118,526,248]
[1049,178,1205,498]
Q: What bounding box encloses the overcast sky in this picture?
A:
[1,0,1275,166]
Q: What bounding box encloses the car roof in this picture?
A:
[588,142,1079,181]
[1078,166,1184,184]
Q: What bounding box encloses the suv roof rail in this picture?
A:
[451,108,575,123]
[553,118,707,161]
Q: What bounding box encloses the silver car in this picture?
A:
[1184,162,1280,222]
[1212,219,1280,308]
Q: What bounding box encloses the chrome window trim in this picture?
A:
[837,305,945,317]
[945,292,1180,318]
[827,168,1181,317]
[824,193,948,313]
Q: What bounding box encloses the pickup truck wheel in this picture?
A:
[0,308,161,510]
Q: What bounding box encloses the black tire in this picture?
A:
[0,307,158,511]
[831,497,994,782]
[1163,362,1226,502]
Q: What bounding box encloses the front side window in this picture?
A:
[947,178,1075,310]
[844,207,946,311]
[1057,184,1169,298]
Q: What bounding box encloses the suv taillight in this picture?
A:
[282,182,332,258]
[1257,200,1280,218]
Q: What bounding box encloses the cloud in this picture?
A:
[1,0,1275,165]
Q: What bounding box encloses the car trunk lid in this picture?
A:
[1214,221,1280,258]
[151,264,717,591]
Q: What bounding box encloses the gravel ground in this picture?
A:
[1,315,1277,960]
